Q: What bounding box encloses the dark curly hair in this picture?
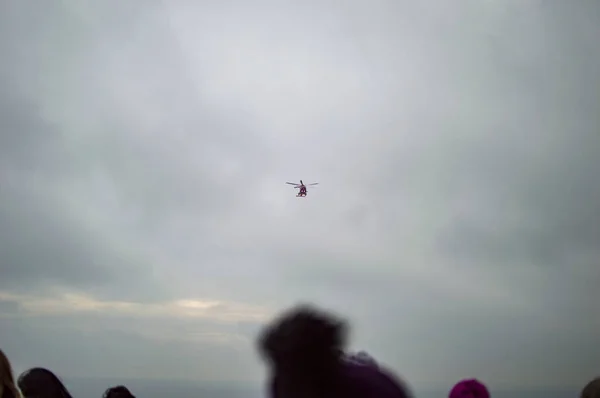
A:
[18,367,73,398]
[581,377,600,398]
[258,304,348,398]
[103,385,136,398]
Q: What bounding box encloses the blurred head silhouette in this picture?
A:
[0,350,21,398]
[18,368,72,398]
[103,385,136,398]
[258,304,411,398]
[448,379,490,398]
[581,377,600,398]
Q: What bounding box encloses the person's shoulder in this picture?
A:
[342,361,412,398]
[344,351,379,368]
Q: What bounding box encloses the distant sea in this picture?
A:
[64,378,578,398]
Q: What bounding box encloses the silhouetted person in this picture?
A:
[18,368,73,398]
[448,379,490,398]
[0,350,21,398]
[258,304,411,398]
[581,377,600,398]
[103,385,136,398]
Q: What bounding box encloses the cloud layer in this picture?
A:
[1,0,599,390]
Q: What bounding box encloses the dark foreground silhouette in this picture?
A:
[581,377,600,398]
[448,379,489,398]
[103,385,136,398]
[18,367,73,398]
[0,350,20,398]
[258,304,412,398]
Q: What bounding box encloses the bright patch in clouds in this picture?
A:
[0,291,271,322]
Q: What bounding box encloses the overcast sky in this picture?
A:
[1,0,599,391]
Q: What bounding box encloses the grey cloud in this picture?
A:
[362,0,600,277]
[0,315,263,382]
[0,0,274,300]
[0,299,19,314]
[0,186,114,290]
[0,0,599,389]
[0,92,71,177]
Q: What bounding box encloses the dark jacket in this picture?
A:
[270,361,411,398]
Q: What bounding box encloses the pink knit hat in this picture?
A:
[449,379,490,398]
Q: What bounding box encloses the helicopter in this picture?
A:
[286,180,318,197]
